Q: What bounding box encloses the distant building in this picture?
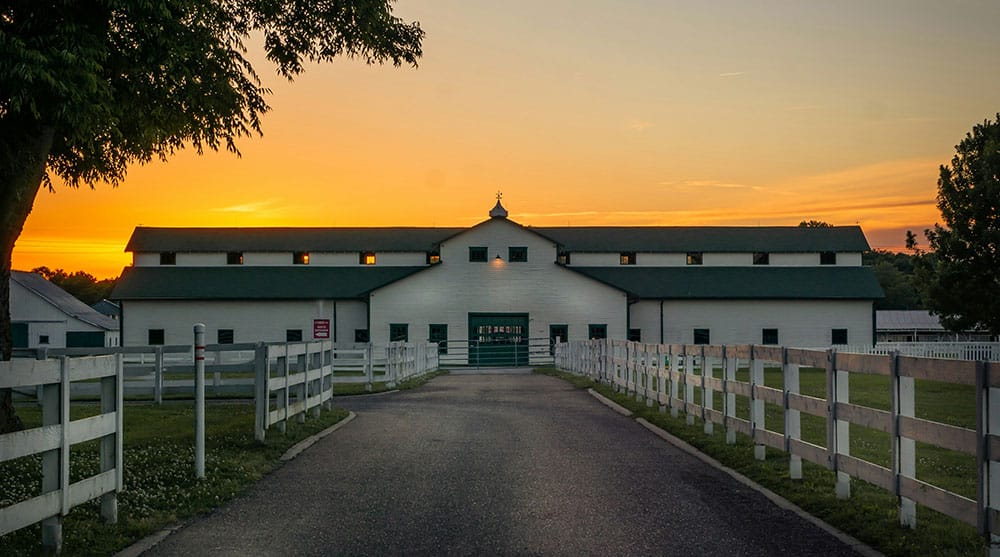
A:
[91,299,121,321]
[11,271,120,349]
[112,199,883,361]
[876,310,993,343]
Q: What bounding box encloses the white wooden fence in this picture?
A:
[254,341,438,441]
[839,342,1000,362]
[556,339,1000,550]
[0,354,123,554]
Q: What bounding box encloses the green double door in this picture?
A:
[468,313,529,366]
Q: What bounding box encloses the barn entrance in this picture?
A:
[468,313,529,366]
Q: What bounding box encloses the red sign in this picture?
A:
[313,319,330,339]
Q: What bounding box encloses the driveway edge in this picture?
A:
[280,411,357,461]
[587,388,633,416]
[634,417,883,557]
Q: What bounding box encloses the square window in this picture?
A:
[286,329,303,342]
[619,252,636,265]
[508,246,527,262]
[429,324,448,354]
[762,328,779,345]
[218,329,234,344]
[753,252,770,265]
[628,328,641,342]
[820,251,837,265]
[469,246,488,262]
[557,252,570,265]
[354,329,370,343]
[832,328,848,345]
[427,252,441,264]
[686,252,703,265]
[588,324,607,340]
[39,335,49,345]
[693,328,710,345]
[293,251,310,265]
[148,329,165,345]
[160,252,176,265]
[227,252,243,265]
[549,324,568,355]
[390,323,409,342]
[360,251,376,265]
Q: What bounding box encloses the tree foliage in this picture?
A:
[912,114,1000,336]
[31,267,117,306]
[862,249,923,310]
[798,220,833,228]
[0,0,423,432]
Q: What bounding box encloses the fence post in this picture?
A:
[254,343,268,442]
[892,352,916,526]
[977,361,1000,553]
[724,346,737,445]
[783,348,802,480]
[39,358,65,553]
[154,346,164,405]
[194,324,206,479]
[670,346,681,418]
[297,350,307,424]
[827,349,851,499]
[98,354,122,523]
[703,346,713,435]
[750,346,765,461]
[685,347,695,426]
[365,343,374,392]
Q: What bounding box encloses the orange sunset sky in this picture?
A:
[13,1,1000,279]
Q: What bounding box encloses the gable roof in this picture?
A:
[876,310,944,331]
[12,271,119,330]
[125,227,463,253]
[112,266,427,300]
[536,226,871,253]
[568,266,884,300]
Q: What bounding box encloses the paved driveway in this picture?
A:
[143,373,863,556]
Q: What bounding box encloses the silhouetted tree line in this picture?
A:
[30,267,117,306]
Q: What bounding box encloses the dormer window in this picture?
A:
[293,251,310,265]
[227,252,243,265]
[619,252,636,265]
[360,251,376,265]
[427,252,441,264]
[557,252,571,265]
[753,252,769,265]
[160,252,176,265]
[686,252,703,265]
[820,251,837,265]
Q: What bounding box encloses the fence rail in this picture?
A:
[0,354,123,553]
[555,339,999,548]
[437,337,555,368]
[838,341,1000,362]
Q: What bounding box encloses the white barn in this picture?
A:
[11,271,120,349]
[112,200,882,360]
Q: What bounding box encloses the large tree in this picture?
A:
[0,1,423,432]
[912,114,1000,337]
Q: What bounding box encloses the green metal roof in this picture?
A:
[568,266,884,300]
[125,224,871,254]
[112,266,426,300]
[537,226,871,253]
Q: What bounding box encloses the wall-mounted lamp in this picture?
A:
[495,253,503,261]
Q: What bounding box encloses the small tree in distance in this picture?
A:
[910,113,1000,338]
[798,220,834,228]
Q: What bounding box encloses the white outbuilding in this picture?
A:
[11,270,120,349]
[112,200,883,361]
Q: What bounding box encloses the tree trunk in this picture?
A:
[0,119,55,434]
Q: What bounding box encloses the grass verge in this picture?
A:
[0,403,349,556]
[534,366,984,557]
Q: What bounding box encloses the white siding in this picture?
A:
[567,253,621,266]
[371,219,627,346]
[134,253,159,266]
[636,253,687,266]
[309,253,358,266]
[335,301,368,346]
[629,299,873,348]
[374,252,428,266]
[838,252,862,266]
[176,253,225,266]
[702,253,751,266]
[243,252,294,266]
[10,280,116,348]
[770,253,823,266]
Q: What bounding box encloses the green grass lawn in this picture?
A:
[536,366,984,557]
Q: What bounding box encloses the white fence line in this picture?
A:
[555,339,999,548]
[838,342,1000,362]
[0,354,123,553]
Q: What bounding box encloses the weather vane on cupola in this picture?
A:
[489,190,508,219]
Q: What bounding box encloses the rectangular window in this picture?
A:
[753,252,770,265]
[218,329,234,344]
[628,328,642,342]
[39,335,49,345]
[469,246,488,262]
[293,251,310,265]
[686,252,703,265]
[832,328,849,345]
[427,252,441,264]
[148,329,165,345]
[227,252,243,265]
[557,252,570,265]
[286,329,303,342]
[619,252,636,265]
[390,323,409,342]
[160,252,176,265]
[508,246,527,262]
[429,324,448,354]
[820,251,837,265]
[588,324,607,340]
[762,328,779,345]
[693,328,710,345]
[549,324,568,355]
[354,329,370,343]
[360,251,376,265]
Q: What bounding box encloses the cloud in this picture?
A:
[627,119,653,131]
[211,199,283,214]
[718,71,746,78]
[662,179,766,192]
